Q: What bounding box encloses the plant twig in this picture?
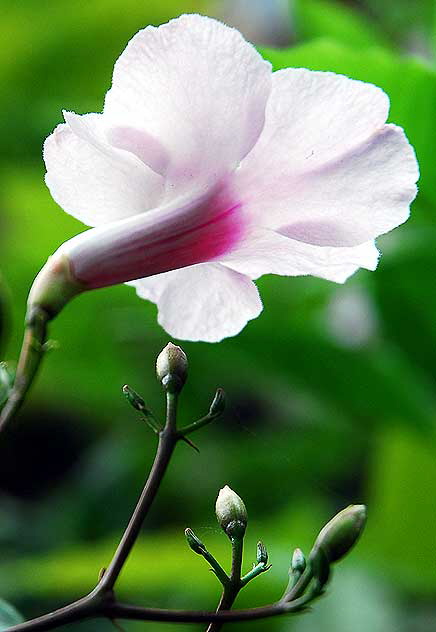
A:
[0,307,48,433]
[1,371,332,632]
[96,392,179,594]
[4,595,312,632]
[206,535,245,632]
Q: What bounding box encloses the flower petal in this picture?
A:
[220,228,379,283]
[236,69,418,245]
[44,112,163,227]
[128,263,263,342]
[103,14,271,194]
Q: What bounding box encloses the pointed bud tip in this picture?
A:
[313,504,367,564]
[215,485,247,540]
[291,548,306,574]
[184,527,205,554]
[256,541,268,565]
[156,342,188,393]
[209,388,226,416]
[122,384,145,411]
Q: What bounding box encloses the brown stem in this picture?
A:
[97,394,178,593]
[206,535,244,632]
[5,597,306,632]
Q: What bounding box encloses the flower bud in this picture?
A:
[122,384,146,411]
[291,548,306,574]
[0,363,14,409]
[312,505,366,564]
[309,546,330,586]
[185,528,206,555]
[156,343,188,394]
[215,485,247,539]
[256,541,268,565]
[209,388,226,416]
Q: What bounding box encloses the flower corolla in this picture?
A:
[42,14,419,342]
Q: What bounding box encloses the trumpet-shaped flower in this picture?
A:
[41,14,418,342]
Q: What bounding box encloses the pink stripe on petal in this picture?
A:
[60,183,245,289]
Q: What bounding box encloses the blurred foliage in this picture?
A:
[359,0,436,56]
[1,1,436,631]
[294,0,388,48]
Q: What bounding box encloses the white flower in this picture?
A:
[42,14,418,342]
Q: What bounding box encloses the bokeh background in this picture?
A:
[1,0,436,630]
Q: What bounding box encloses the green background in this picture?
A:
[1,0,436,630]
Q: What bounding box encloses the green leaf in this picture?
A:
[0,598,24,630]
[261,39,436,213]
[293,0,387,48]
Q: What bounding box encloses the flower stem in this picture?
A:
[0,306,48,434]
[206,536,244,632]
[4,596,306,631]
[96,393,179,593]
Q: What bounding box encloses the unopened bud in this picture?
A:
[209,388,226,416]
[156,343,188,394]
[291,548,306,574]
[312,505,367,564]
[215,485,247,539]
[123,384,146,411]
[185,528,205,555]
[309,546,330,586]
[256,541,268,565]
[0,363,14,410]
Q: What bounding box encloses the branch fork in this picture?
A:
[3,344,366,632]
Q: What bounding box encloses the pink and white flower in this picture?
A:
[41,14,418,342]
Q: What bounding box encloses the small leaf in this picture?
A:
[0,598,24,630]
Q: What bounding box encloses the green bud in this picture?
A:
[215,485,247,539]
[156,343,188,394]
[291,548,306,574]
[209,388,226,416]
[0,363,13,409]
[309,546,330,586]
[122,384,146,411]
[256,541,268,565]
[313,505,367,564]
[185,528,205,555]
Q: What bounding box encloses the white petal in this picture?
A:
[106,125,170,176]
[243,68,390,172]
[128,263,263,342]
[220,228,379,283]
[236,69,418,245]
[104,14,271,194]
[44,112,163,227]
[276,125,418,246]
